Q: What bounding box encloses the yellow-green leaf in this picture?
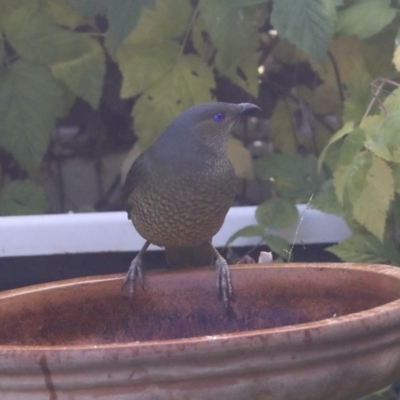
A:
[2,4,97,65]
[337,0,396,39]
[119,42,181,98]
[318,121,354,171]
[0,62,64,175]
[352,156,394,241]
[334,150,371,205]
[40,0,84,29]
[51,40,105,108]
[132,54,214,148]
[120,0,191,46]
[365,112,400,163]
[393,45,400,72]
[327,233,400,264]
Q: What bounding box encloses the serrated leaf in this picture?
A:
[2,5,97,65]
[271,0,336,62]
[0,62,64,175]
[365,112,400,163]
[0,180,48,216]
[310,185,343,215]
[255,198,299,230]
[327,233,400,265]
[133,54,214,148]
[352,156,394,241]
[318,121,354,170]
[118,0,193,99]
[255,153,324,201]
[337,0,396,39]
[199,1,266,95]
[50,40,105,108]
[226,224,265,246]
[67,0,155,44]
[264,234,291,260]
[334,150,371,205]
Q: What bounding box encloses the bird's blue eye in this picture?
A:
[213,113,225,122]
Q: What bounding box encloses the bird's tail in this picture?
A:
[165,242,214,267]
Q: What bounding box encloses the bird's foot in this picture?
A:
[215,256,233,309]
[122,254,144,301]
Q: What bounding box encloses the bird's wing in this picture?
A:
[122,153,151,218]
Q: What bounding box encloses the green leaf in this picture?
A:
[255,153,324,201]
[0,180,48,215]
[119,42,181,98]
[50,40,105,108]
[337,128,366,167]
[40,0,84,29]
[352,156,394,241]
[215,48,259,97]
[318,121,355,171]
[118,0,193,98]
[119,0,192,47]
[0,62,64,174]
[264,234,291,260]
[226,224,265,246]
[255,198,299,230]
[2,4,98,65]
[343,68,373,123]
[337,0,396,39]
[310,185,343,215]
[365,112,400,163]
[327,233,400,265]
[133,53,215,148]
[199,1,267,95]
[334,150,371,205]
[270,0,336,62]
[383,87,400,113]
[68,0,156,45]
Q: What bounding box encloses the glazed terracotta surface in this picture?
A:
[0,263,400,399]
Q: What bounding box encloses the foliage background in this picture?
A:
[1,0,400,271]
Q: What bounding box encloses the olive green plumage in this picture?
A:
[123,101,260,307]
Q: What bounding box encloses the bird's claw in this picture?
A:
[216,257,233,309]
[122,255,144,301]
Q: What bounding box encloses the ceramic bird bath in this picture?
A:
[0,263,400,400]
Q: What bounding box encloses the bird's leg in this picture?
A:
[122,240,151,301]
[212,246,233,308]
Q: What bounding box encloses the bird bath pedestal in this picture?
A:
[0,263,400,400]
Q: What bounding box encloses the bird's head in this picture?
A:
[159,102,261,156]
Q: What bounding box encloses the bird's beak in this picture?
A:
[238,103,261,116]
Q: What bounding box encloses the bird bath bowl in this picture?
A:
[1,263,400,400]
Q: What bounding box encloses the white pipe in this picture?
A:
[0,206,351,257]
